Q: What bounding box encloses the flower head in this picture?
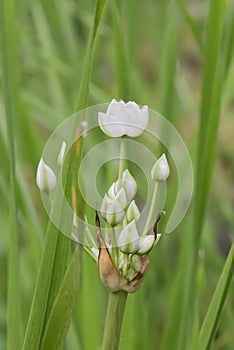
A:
[151,153,170,182]
[98,99,149,137]
[36,159,56,192]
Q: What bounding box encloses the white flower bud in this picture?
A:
[98,99,149,138]
[151,154,170,182]
[106,201,125,226]
[118,220,139,254]
[137,235,155,255]
[57,141,67,167]
[81,121,88,137]
[137,233,162,255]
[36,159,56,192]
[127,200,140,222]
[114,187,127,209]
[115,169,137,202]
[107,182,117,199]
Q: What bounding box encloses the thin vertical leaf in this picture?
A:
[0,0,21,348]
[198,243,234,350]
[40,247,81,350]
[194,0,226,238]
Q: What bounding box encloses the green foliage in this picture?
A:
[0,0,233,349]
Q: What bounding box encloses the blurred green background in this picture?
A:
[0,0,233,349]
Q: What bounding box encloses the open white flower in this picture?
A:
[151,154,170,182]
[98,99,149,137]
[36,159,56,192]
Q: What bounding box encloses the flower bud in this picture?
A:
[36,159,56,192]
[100,194,111,220]
[137,235,155,255]
[115,169,137,202]
[106,201,125,226]
[127,200,140,222]
[118,220,139,254]
[57,141,67,167]
[151,154,170,182]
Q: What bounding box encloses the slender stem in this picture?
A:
[143,182,158,234]
[118,138,125,180]
[102,291,128,350]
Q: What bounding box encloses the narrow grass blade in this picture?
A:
[74,0,107,111]
[40,246,81,350]
[176,0,203,51]
[112,0,129,101]
[0,0,21,348]
[194,0,227,238]
[159,0,178,124]
[223,1,234,80]
[198,243,234,350]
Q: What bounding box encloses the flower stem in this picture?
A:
[143,182,158,234]
[118,138,125,180]
[102,291,128,350]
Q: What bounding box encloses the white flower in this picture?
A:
[127,200,140,222]
[57,141,67,167]
[36,159,56,192]
[98,99,149,137]
[118,220,139,254]
[151,154,170,182]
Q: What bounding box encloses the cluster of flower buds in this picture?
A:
[100,169,138,226]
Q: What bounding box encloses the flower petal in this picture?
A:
[98,112,125,137]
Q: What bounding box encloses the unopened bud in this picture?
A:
[118,220,139,254]
[36,159,56,192]
[151,154,170,182]
[127,200,140,222]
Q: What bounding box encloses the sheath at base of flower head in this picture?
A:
[151,154,170,182]
[95,211,164,293]
[36,159,56,192]
[98,99,149,137]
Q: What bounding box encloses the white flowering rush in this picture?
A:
[84,99,171,293]
[98,99,149,137]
